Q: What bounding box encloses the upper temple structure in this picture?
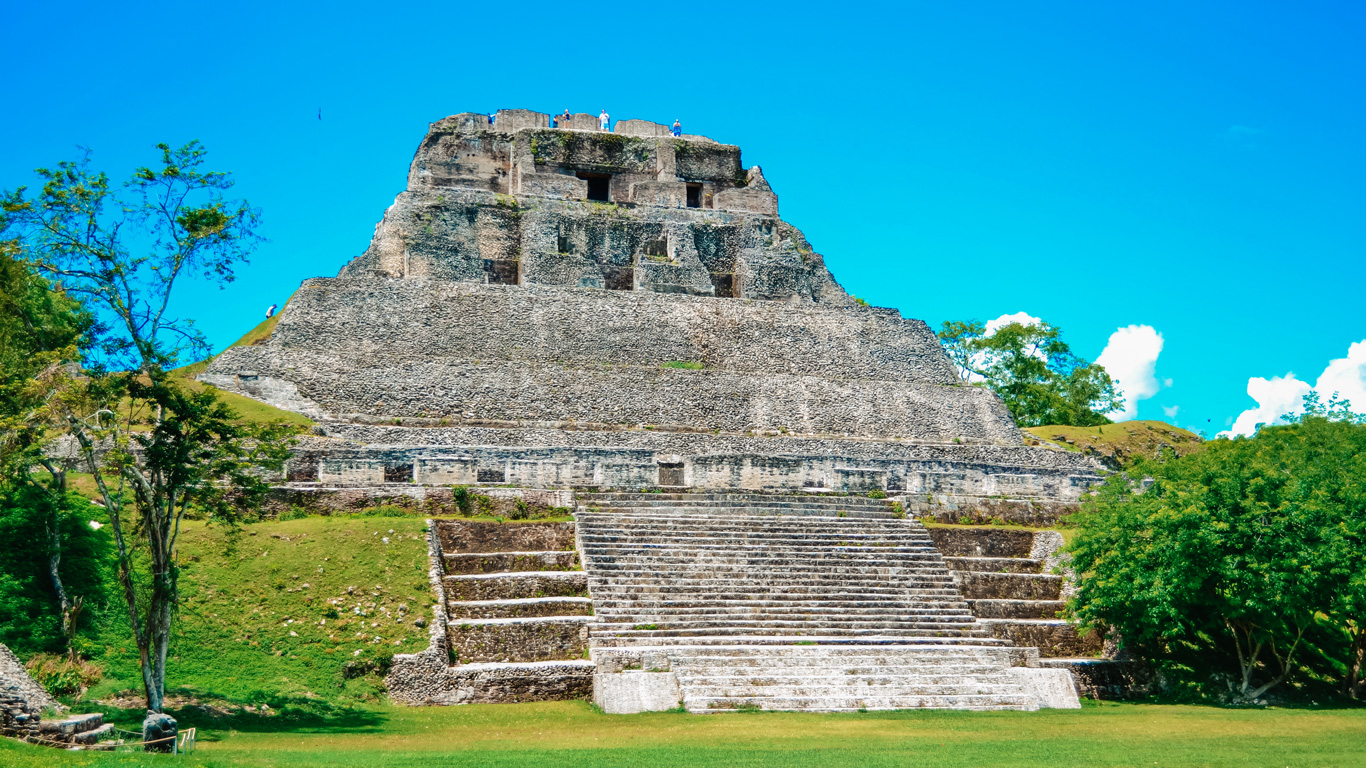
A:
[202,108,1100,502]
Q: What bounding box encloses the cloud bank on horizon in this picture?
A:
[978,313,1167,422]
[1220,340,1366,437]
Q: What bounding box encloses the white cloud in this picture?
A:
[1162,405,1180,419]
[1220,340,1366,437]
[984,312,1042,335]
[1095,325,1165,421]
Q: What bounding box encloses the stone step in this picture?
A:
[588,586,964,599]
[684,694,1034,712]
[968,599,1065,620]
[595,605,977,619]
[592,626,994,639]
[578,493,893,507]
[585,575,958,589]
[681,681,1023,697]
[449,616,591,664]
[443,660,596,705]
[582,551,946,563]
[582,507,894,520]
[981,618,1103,658]
[448,596,595,619]
[944,556,1042,574]
[72,723,116,746]
[595,642,1020,660]
[588,634,1014,648]
[672,665,1012,679]
[584,563,959,578]
[594,619,983,633]
[576,514,914,528]
[591,598,972,611]
[955,572,1063,601]
[444,551,580,574]
[444,571,588,600]
[39,712,105,737]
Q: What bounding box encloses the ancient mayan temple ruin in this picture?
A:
[203,109,1111,712]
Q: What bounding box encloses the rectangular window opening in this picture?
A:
[577,172,611,202]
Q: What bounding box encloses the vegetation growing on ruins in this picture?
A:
[1022,420,1203,468]
[937,318,1122,427]
[3,700,1365,767]
[1068,394,1366,703]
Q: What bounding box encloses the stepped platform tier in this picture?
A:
[199,107,1103,511]
[575,492,1080,712]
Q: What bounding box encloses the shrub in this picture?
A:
[25,653,103,698]
[452,486,473,516]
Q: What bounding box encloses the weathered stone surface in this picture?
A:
[437,521,576,555]
[1007,668,1081,709]
[448,617,590,663]
[956,572,1063,601]
[199,108,1103,500]
[983,620,1104,658]
[0,644,57,712]
[927,528,1036,558]
[443,551,579,574]
[142,711,177,753]
[1038,658,1150,700]
[443,572,588,601]
[594,671,682,713]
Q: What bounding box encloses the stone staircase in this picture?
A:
[435,520,594,702]
[576,492,1074,712]
[929,527,1103,658]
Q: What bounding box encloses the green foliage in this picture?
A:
[938,318,1121,427]
[1069,394,1366,702]
[661,360,704,370]
[0,484,111,656]
[83,516,431,707]
[23,653,103,697]
[452,485,474,516]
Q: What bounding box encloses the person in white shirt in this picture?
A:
[266,303,277,319]
[599,110,610,132]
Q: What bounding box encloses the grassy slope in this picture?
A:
[4,700,1365,768]
[84,516,433,707]
[1023,420,1203,467]
[171,297,314,428]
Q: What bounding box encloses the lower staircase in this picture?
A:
[576,492,1071,712]
[436,521,594,703]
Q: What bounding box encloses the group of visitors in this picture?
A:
[541,109,683,137]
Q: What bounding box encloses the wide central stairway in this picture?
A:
[576,492,1054,712]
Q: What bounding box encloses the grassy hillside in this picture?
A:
[4,700,1365,767]
[1023,420,1203,468]
[83,516,433,709]
[167,296,314,428]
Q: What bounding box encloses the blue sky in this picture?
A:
[4,1,1364,435]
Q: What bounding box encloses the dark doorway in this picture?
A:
[577,172,611,202]
[658,463,685,487]
[686,183,702,208]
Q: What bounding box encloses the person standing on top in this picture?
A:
[599,109,610,132]
[671,119,682,137]
[266,303,278,319]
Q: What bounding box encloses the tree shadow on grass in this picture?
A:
[92,688,389,738]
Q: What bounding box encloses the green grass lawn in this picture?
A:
[1022,420,1203,466]
[83,516,433,708]
[3,700,1364,767]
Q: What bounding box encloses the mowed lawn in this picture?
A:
[4,700,1364,768]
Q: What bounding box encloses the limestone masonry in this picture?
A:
[203,108,1101,500]
[203,109,1112,712]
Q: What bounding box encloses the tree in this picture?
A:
[1068,394,1366,702]
[2,142,294,715]
[0,240,100,658]
[937,318,1122,427]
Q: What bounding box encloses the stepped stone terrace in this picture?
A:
[199,109,1115,711]
[203,108,1102,505]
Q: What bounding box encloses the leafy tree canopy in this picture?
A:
[1068,393,1366,702]
[938,319,1122,427]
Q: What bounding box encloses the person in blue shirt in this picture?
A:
[671,119,682,137]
